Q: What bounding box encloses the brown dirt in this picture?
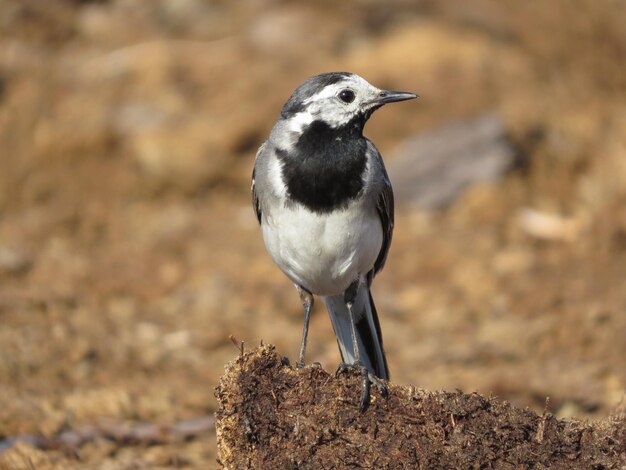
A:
[216,345,626,469]
[0,0,625,468]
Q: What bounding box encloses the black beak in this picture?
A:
[366,90,419,106]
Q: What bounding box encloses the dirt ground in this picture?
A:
[0,0,625,468]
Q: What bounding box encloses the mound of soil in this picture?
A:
[216,346,626,469]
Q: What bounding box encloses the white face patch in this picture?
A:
[301,74,382,128]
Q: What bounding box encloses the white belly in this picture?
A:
[262,201,382,296]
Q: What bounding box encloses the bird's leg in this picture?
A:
[333,280,373,410]
[344,280,361,365]
[295,285,314,368]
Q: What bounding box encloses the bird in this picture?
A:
[251,72,417,409]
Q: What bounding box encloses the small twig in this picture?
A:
[229,335,245,356]
[534,397,550,443]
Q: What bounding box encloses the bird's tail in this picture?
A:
[322,284,389,380]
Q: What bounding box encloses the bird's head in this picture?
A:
[278,72,417,136]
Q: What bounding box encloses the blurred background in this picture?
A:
[0,0,625,467]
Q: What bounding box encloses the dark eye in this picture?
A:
[338,89,355,103]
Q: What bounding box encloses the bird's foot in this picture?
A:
[335,361,388,411]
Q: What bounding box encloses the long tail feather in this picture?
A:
[322,284,389,380]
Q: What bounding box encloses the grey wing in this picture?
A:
[251,166,262,224]
[251,142,266,225]
[373,173,394,276]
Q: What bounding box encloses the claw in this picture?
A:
[359,369,371,411]
[335,361,387,411]
[295,360,305,369]
[335,362,351,377]
[368,372,388,398]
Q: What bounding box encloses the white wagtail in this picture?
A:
[252,72,417,408]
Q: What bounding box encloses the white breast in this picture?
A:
[262,200,383,296]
